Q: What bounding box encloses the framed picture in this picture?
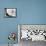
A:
[18,24,46,42]
[4,8,17,18]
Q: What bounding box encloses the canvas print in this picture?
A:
[5,8,17,18]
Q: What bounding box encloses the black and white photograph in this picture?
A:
[18,25,46,46]
[5,8,17,18]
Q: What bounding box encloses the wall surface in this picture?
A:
[0,0,46,44]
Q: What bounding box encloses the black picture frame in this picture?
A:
[4,8,17,18]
